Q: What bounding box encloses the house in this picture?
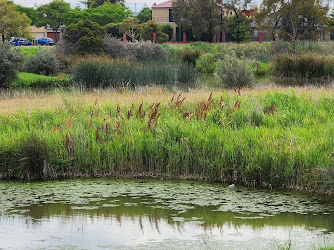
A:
[30,25,65,43]
[152,1,178,41]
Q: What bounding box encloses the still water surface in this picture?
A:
[0,179,334,249]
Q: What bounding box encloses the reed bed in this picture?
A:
[0,88,333,194]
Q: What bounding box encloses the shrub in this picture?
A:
[126,41,167,61]
[0,42,23,87]
[274,54,334,78]
[25,50,59,76]
[140,20,169,43]
[196,53,216,73]
[181,49,201,67]
[216,57,255,88]
[105,22,122,38]
[160,24,173,41]
[55,40,76,56]
[64,19,105,55]
[104,35,126,58]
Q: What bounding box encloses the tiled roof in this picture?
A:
[152,0,172,8]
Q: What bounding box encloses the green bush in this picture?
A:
[25,50,59,76]
[140,20,169,44]
[216,57,255,88]
[160,24,173,41]
[105,22,122,38]
[274,54,334,78]
[0,43,24,87]
[181,49,201,67]
[64,19,106,55]
[195,53,216,73]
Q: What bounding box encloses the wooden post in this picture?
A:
[222,32,226,43]
[183,32,186,43]
[123,34,127,44]
[259,31,263,43]
[213,34,217,43]
[153,32,156,43]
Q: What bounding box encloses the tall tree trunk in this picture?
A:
[292,37,296,57]
[53,30,58,43]
[2,34,5,43]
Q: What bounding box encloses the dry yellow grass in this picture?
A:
[0,86,333,115]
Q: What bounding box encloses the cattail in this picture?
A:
[117,105,122,118]
[127,103,134,119]
[208,92,212,102]
[169,94,175,106]
[116,121,120,133]
[137,102,143,118]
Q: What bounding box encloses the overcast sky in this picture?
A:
[13,0,334,12]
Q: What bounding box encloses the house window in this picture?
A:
[169,9,173,22]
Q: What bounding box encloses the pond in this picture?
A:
[0,179,334,249]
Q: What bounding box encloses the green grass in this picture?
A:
[0,89,333,196]
[11,72,55,87]
[10,72,70,88]
[16,46,54,58]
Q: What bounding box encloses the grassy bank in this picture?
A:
[0,88,333,194]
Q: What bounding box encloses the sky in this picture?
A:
[13,0,334,13]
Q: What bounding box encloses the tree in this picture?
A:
[105,22,122,38]
[64,19,105,55]
[36,0,71,43]
[140,20,168,43]
[66,3,131,26]
[119,18,143,42]
[87,0,124,8]
[15,5,38,26]
[0,0,32,42]
[160,24,173,41]
[328,10,334,28]
[0,42,23,86]
[224,0,252,43]
[256,0,328,56]
[173,0,221,41]
[137,7,152,23]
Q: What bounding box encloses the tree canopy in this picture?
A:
[137,7,152,24]
[256,0,328,55]
[87,0,124,8]
[173,0,221,41]
[64,19,105,54]
[66,3,131,26]
[36,0,71,43]
[15,5,38,26]
[0,0,32,42]
[119,18,143,42]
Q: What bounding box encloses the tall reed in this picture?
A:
[0,89,333,195]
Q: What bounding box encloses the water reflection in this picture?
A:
[0,179,334,249]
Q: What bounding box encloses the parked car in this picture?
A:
[10,37,33,46]
[37,37,55,46]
